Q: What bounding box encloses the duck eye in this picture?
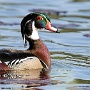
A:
[36,16,43,20]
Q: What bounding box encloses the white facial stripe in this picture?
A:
[25,20,31,27]
[24,35,26,44]
[40,14,48,21]
[27,21,39,40]
[40,14,46,18]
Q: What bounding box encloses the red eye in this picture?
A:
[37,16,43,20]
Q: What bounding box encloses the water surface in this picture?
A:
[0,0,90,90]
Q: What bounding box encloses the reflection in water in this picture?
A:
[0,69,50,84]
[0,69,52,90]
[4,69,46,79]
[0,69,61,90]
[0,84,44,90]
[70,79,90,84]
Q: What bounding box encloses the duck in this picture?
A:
[0,12,59,71]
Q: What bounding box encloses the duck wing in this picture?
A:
[0,49,35,62]
[0,49,48,70]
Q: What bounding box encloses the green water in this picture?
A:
[0,0,90,90]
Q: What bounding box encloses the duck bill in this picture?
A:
[45,21,58,32]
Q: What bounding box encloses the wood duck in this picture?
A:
[0,12,59,71]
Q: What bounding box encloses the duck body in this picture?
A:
[0,12,59,71]
[0,39,50,70]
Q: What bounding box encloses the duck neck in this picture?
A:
[28,39,41,49]
[28,39,51,69]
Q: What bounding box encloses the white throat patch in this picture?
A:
[28,21,39,40]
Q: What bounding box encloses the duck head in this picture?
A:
[21,12,59,46]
